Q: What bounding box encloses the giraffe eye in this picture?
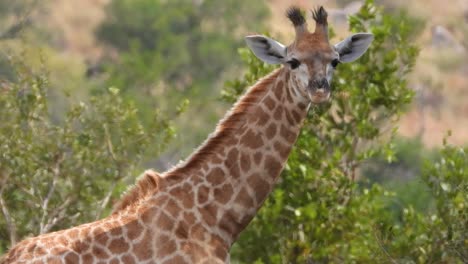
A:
[287,59,300,69]
[331,59,340,68]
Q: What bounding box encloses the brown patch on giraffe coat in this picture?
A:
[218,210,244,236]
[157,239,177,257]
[264,155,282,177]
[54,235,68,246]
[110,258,120,264]
[50,257,64,264]
[169,185,189,203]
[158,211,175,231]
[109,226,122,237]
[211,154,223,164]
[211,235,229,260]
[286,86,294,103]
[234,188,255,208]
[225,148,239,178]
[197,185,210,205]
[273,106,283,120]
[226,148,239,166]
[121,254,137,264]
[263,96,275,110]
[73,240,90,254]
[181,190,195,209]
[67,229,79,240]
[202,203,218,226]
[176,221,189,239]
[280,125,297,144]
[165,198,182,218]
[162,255,189,264]
[253,152,263,164]
[141,207,159,225]
[64,252,79,263]
[274,80,284,100]
[82,253,94,263]
[108,237,129,254]
[207,167,225,186]
[241,130,264,149]
[92,246,110,259]
[256,107,270,126]
[125,221,143,240]
[183,212,196,226]
[94,232,110,246]
[182,241,208,262]
[265,123,277,139]
[284,111,295,126]
[247,173,271,203]
[291,110,302,124]
[92,227,104,236]
[32,246,46,257]
[214,183,234,204]
[298,102,307,110]
[274,140,292,159]
[134,232,153,261]
[190,223,207,242]
[240,152,251,172]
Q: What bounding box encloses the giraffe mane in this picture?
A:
[112,68,282,211]
[112,170,160,212]
[164,68,283,179]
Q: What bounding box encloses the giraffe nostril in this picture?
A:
[309,79,329,90]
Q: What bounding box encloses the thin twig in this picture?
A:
[41,197,72,234]
[372,226,398,264]
[95,124,122,220]
[0,173,17,246]
[94,181,118,220]
[39,154,63,234]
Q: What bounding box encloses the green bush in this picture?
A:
[95,0,270,150]
[0,56,174,253]
[225,1,465,263]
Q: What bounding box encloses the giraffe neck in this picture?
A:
[162,67,310,246]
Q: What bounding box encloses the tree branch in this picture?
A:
[94,181,118,220]
[0,18,31,40]
[39,154,63,234]
[0,173,18,246]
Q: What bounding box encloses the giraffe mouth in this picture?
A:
[308,88,331,104]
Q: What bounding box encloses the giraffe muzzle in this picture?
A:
[307,78,331,104]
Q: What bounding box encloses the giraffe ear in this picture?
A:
[245,35,286,64]
[334,33,374,63]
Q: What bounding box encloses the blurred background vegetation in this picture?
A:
[0,0,467,262]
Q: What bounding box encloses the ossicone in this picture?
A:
[312,6,328,39]
[286,6,308,37]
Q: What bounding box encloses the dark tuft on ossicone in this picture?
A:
[312,6,328,25]
[286,6,306,26]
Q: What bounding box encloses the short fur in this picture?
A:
[312,6,328,25]
[286,6,306,27]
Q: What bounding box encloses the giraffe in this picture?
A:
[1,6,373,264]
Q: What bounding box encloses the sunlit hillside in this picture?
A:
[41,0,468,148]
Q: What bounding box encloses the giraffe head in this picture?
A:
[245,6,373,104]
